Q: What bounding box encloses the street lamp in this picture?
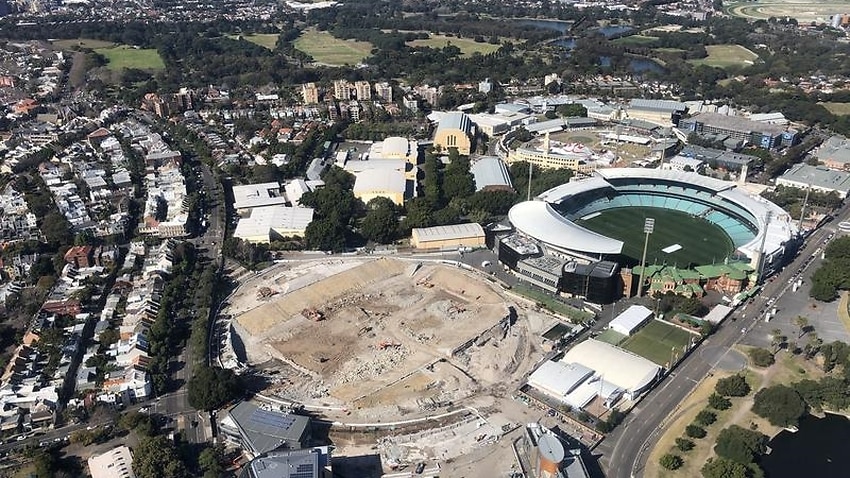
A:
[637,218,655,298]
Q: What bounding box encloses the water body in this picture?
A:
[630,58,665,74]
[761,413,850,478]
[553,38,576,49]
[596,25,634,38]
[517,18,573,35]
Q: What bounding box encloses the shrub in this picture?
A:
[695,409,717,427]
[708,393,732,410]
[685,424,707,439]
[715,374,751,397]
[659,453,683,470]
[749,347,776,367]
[675,437,695,452]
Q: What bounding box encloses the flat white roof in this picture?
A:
[528,360,594,397]
[234,206,314,239]
[561,339,660,393]
[508,201,624,255]
[352,169,406,195]
[232,182,287,210]
[88,445,136,478]
[609,305,653,335]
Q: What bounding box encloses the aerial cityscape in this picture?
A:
[2,0,850,477]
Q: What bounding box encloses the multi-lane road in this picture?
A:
[599,202,850,478]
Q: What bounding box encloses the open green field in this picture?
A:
[689,44,758,68]
[820,102,850,116]
[596,329,627,345]
[620,320,696,366]
[575,206,734,267]
[234,33,280,50]
[293,29,374,66]
[613,35,659,46]
[726,0,847,22]
[52,38,117,50]
[407,35,503,57]
[94,45,165,71]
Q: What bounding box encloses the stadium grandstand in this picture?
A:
[507,168,799,278]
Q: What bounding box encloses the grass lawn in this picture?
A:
[512,284,594,323]
[620,320,696,366]
[613,35,659,46]
[406,34,503,57]
[820,102,850,116]
[51,38,116,50]
[575,206,734,267]
[94,45,165,71]
[596,329,627,345]
[293,29,373,66]
[234,33,280,50]
[688,44,759,68]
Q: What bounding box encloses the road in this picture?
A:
[599,202,850,478]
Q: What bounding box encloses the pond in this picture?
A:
[760,413,850,478]
[517,18,573,35]
[596,25,634,38]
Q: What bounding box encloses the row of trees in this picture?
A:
[809,236,850,301]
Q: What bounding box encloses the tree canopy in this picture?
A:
[132,436,188,478]
[187,364,241,411]
[715,374,751,397]
[360,197,400,244]
[752,384,807,427]
[714,425,767,464]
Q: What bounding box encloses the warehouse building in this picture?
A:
[678,112,798,149]
[776,163,850,199]
[233,206,314,243]
[88,446,136,478]
[470,156,513,192]
[366,136,419,164]
[410,223,485,250]
[815,135,850,170]
[433,112,474,155]
[626,99,688,127]
[608,305,653,336]
[232,182,288,214]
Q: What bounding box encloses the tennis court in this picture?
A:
[620,320,697,366]
[576,206,734,267]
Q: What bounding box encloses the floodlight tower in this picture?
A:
[637,218,655,298]
[756,211,774,284]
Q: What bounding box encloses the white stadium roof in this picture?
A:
[508,200,624,255]
[508,168,797,265]
[561,339,660,394]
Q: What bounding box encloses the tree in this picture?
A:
[701,457,755,478]
[708,393,732,410]
[695,409,717,427]
[557,103,588,117]
[659,453,683,470]
[675,437,695,451]
[748,348,776,368]
[198,444,225,478]
[714,425,767,464]
[794,316,809,339]
[187,364,240,411]
[304,218,347,252]
[685,424,707,438]
[132,436,188,478]
[359,197,399,244]
[752,384,807,427]
[716,374,751,397]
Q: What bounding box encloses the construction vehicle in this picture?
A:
[301,308,324,321]
[377,340,401,350]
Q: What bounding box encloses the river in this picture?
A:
[761,413,850,478]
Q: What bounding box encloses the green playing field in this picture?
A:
[575,206,733,267]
